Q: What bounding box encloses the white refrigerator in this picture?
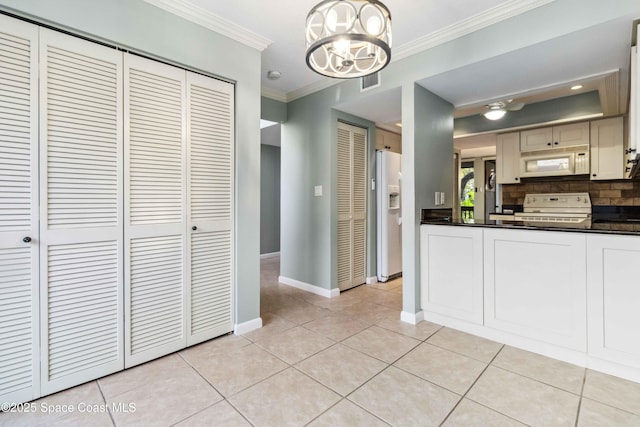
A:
[376,151,402,282]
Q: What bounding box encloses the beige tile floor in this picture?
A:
[3,256,640,426]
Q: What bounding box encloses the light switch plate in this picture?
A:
[314,185,323,197]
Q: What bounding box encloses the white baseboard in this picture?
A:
[366,276,378,284]
[234,317,263,335]
[401,310,424,325]
[279,276,340,298]
[260,251,280,259]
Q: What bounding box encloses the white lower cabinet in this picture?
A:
[483,229,587,351]
[420,225,483,324]
[587,235,640,369]
[419,225,640,382]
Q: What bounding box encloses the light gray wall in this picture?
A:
[261,139,281,254]
[0,0,262,325]
[262,97,287,123]
[402,85,454,315]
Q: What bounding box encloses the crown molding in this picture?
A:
[287,78,340,102]
[143,0,271,51]
[393,0,556,62]
[260,86,288,103]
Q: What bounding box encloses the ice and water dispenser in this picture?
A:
[387,185,400,209]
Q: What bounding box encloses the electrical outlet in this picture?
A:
[314,185,323,197]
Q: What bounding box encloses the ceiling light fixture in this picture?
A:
[571,84,583,90]
[267,70,281,80]
[305,0,392,79]
[483,103,507,120]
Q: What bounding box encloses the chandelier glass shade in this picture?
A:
[305,0,392,79]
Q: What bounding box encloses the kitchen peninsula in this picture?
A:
[420,209,640,384]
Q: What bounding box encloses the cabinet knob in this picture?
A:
[554,141,559,145]
[514,177,519,181]
[23,236,32,243]
[547,142,552,146]
[192,226,197,231]
[592,174,597,177]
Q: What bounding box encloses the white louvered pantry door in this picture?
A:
[0,16,39,405]
[39,29,124,395]
[186,72,234,345]
[124,54,187,368]
[337,122,367,291]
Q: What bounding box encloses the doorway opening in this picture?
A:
[460,161,475,222]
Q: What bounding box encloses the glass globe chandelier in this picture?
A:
[305,0,392,79]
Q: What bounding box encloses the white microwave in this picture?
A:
[520,147,590,178]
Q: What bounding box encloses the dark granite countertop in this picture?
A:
[420,218,640,236]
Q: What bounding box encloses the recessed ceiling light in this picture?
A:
[571,85,583,90]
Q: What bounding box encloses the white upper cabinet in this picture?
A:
[628,44,638,178]
[520,122,589,152]
[376,128,401,154]
[496,132,520,184]
[590,116,624,180]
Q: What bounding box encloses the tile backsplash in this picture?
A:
[501,178,640,206]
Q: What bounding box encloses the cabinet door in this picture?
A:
[186,72,234,346]
[124,54,187,368]
[496,132,520,184]
[39,29,124,395]
[627,45,638,178]
[386,131,402,154]
[520,127,552,152]
[587,235,640,369]
[420,225,483,324]
[590,117,623,180]
[554,122,589,148]
[375,128,385,151]
[484,229,587,351]
[0,16,39,404]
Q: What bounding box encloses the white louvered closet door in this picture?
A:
[0,16,39,405]
[186,72,234,345]
[337,122,367,291]
[39,29,124,395]
[124,54,187,368]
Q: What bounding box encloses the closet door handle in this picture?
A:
[192,226,197,231]
[23,236,32,243]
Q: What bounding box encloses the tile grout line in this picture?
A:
[95,380,117,427]
[574,368,587,427]
[438,344,508,426]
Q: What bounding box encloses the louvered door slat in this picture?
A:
[186,72,234,345]
[124,54,187,368]
[40,28,123,396]
[336,122,367,291]
[0,16,39,405]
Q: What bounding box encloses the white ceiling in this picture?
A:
[145,0,639,139]
[146,0,554,101]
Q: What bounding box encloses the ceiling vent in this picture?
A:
[361,72,381,92]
